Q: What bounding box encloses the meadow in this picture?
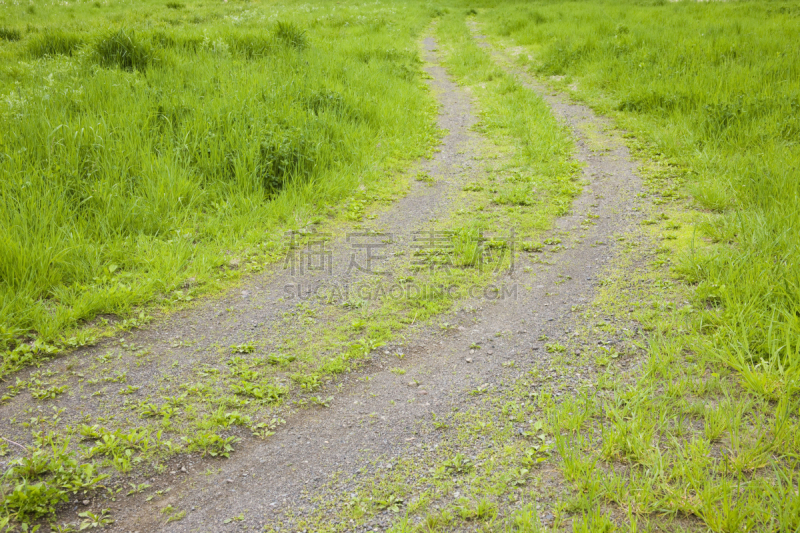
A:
[0,0,439,374]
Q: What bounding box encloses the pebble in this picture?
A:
[82,500,90,505]
[226,478,234,483]
[466,358,473,363]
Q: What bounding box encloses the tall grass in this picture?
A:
[0,27,21,41]
[481,0,800,387]
[93,29,154,71]
[27,30,83,57]
[0,0,439,369]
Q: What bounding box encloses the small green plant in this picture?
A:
[267,353,296,366]
[138,402,179,420]
[30,383,68,400]
[521,443,552,467]
[520,241,544,252]
[442,453,474,475]
[510,504,543,532]
[2,447,108,522]
[310,395,333,407]
[162,505,186,522]
[457,498,497,521]
[594,346,619,366]
[431,413,449,430]
[249,417,285,438]
[183,432,239,458]
[291,372,321,391]
[495,186,536,206]
[507,467,530,487]
[230,342,255,354]
[126,482,151,496]
[522,420,546,440]
[463,182,484,192]
[78,508,113,528]
[545,342,565,353]
[145,487,171,502]
[231,381,287,403]
[375,494,404,513]
[104,371,127,383]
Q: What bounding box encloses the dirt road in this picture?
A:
[1,29,652,533]
[104,33,646,532]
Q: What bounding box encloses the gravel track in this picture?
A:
[99,33,649,532]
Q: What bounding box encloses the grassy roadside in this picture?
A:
[0,0,440,376]
[471,1,800,530]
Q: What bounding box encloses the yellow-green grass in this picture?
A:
[0,0,440,375]
[472,1,800,530]
[479,0,800,382]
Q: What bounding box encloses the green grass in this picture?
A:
[479,0,800,385]
[472,1,800,530]
[0,0,439,373]
[4,0,799,530]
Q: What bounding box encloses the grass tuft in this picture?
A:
[94,29,154,71]
[27,30,83,57]
[226,32,274,59]
[0,27,22,41]
[0,0,439,375]
[273,21,307,50]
